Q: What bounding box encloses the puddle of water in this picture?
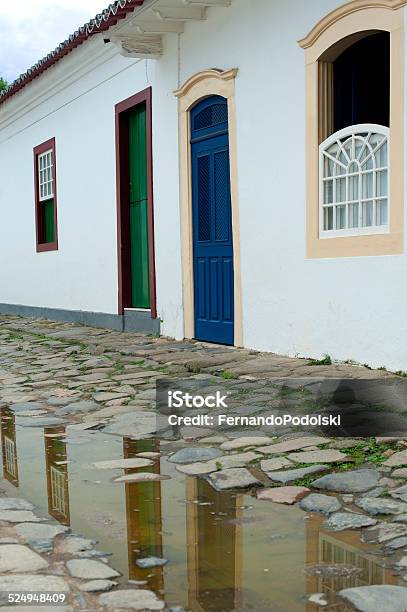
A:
[0,408,403,611]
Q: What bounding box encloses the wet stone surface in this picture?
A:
[312,468,380,493]
[339,585,407,612]
[0,544,48,572]
[266,464,329,484]
[207,467,261,491]
[0,315,406,609]
[66,559,121,580]
[356,497,407,516]
[98,589,165,610]
[299,493,342,514]
[168,446,223,464]
[324,512,378,531]
[79,579,117,593]
[257,486,310,505]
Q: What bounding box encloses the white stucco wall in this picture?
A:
[0,0,406,370]
[0,33,183,339]
[179,0,407,371]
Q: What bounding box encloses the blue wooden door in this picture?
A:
[191,96,234,345]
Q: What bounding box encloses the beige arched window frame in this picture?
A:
[299,0,405,258]
[174,69,243,346]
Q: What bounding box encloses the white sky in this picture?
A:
[0,0,111,82]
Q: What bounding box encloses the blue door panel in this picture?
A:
[191,96,234,346]
[214,150,231,242]
[209,257,219,321]
[197,258,207,320]
[222,257,233,322]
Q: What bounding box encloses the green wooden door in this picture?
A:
[128,105,150,308]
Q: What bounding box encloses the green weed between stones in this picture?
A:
[292,475,318,488]
[6,333,24,341]
[309,354,332,366]
[263,439,396,488]
[341,438,393,465]
[7,328,89,351]
[219,371,238,380]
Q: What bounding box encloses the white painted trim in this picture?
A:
[320,123,390,148]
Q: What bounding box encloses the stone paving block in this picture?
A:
[58,535,97,555]
[66,559,120,579]
[220,436,273,451]
[299,493,341,514]
[356,497,407,516]
[312,469,380,493]
[257,486,310,504]
[266,465,328,484]
[323,512,377,531]
[257,437,331,454]
[0,545,48,572]
[339,585,407,612]
[207,468,261,491]
[79,579,117,592]
[0,511,44,523]
[168,447,223,464]
[287,449,347,464]
[15,523,69,542]
[0,498,34,511]
[99,589,164,610]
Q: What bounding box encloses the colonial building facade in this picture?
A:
[0,0,406,370]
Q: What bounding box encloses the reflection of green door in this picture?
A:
[193,479,240,610]
[129,104,150,308]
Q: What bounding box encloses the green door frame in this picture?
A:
[115,87,157,318]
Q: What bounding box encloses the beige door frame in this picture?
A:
[174,68,243,346]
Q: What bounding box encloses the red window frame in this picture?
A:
[33,137,58,252]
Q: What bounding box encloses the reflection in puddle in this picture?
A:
[45,427,70,526]
[305,514,399,611]
[1,408,19,486]
[124,438,164,591]
[186,479,243,611]
[0,409,403,610]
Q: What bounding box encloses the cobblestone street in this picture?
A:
[1,315,407,610]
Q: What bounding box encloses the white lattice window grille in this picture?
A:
[4,436,17,479]
[319,124,389,238]
[38,149,54,201]
[50,465,67,516]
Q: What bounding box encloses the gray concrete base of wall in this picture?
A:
[0,303,161,336]
[123,309,160,335]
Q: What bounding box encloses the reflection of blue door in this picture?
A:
[191,96,234,345]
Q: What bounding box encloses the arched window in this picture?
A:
[299,1,404,258]
[321,125,389,235]
[319,33,390,237]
